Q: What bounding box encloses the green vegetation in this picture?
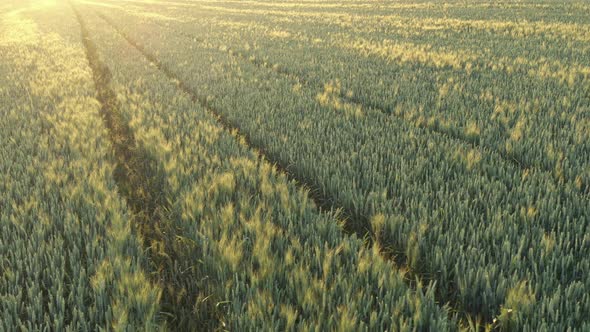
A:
[2,0,589,331]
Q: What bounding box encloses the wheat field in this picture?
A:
[1,0,589,331]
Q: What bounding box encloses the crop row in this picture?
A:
[105,0,590,197]
[77,7,453,331]
[91,5,590,329]
[0,2,160,330]
[100,0,590,79]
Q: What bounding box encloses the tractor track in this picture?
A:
[71,4,203,330]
